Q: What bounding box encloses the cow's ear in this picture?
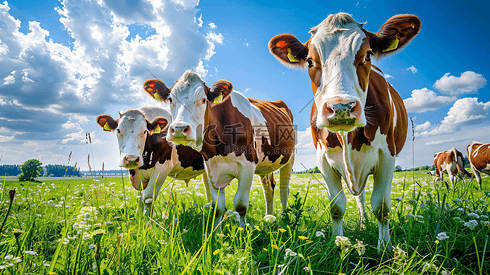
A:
[372,14,421,58]
[269,34,309,68]
[147,116,168,134]
[143,79,172,102]
[96,115,118,132]
[208,80,233,103]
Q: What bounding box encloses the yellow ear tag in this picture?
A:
[154,93,163,101]
[287,48,300,63]
[153,125,161,134]
[382,38,399,52]
[213,93,223,103]
[103,122,112,131]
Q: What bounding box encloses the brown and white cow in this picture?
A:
[96,107,210,215]
[268,13,420,249]
[433,147,465,189]
[467,141,490,189]
[143,72,295,227]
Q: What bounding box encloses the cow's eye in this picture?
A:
[141,130,147,136]
[168,98,173,104]
[202,98,206,104]
[365,51,373,62]
[117,129,121,135]
[307,58,314,68]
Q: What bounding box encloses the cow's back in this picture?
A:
[468,142,490,171]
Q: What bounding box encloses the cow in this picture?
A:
[143,71,295,227]
[467,141,490,189]
[268,13,420,249]
[433,147,465,189]
[96,107,211,215]
[427,170,436,177]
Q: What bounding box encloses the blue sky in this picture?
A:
[1,0,489,172]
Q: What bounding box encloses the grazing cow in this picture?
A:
[427,170,436,177]
[433,147,465,189]
[268,13,420,249]
[96,107,210,215]
[467,141,490,189]
[143,71,295,227]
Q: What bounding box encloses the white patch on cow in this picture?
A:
[310,18,367,129]
[205,152,256,189]
[229,91,267,126]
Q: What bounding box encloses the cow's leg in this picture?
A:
[142,170,167,217]
[372,151,395,251]
[260,174,276,216]
[201,172,212,203]
[448,169,455,189]
[355,189,367,226]
[472,166,482,189]
[234,166,255,227]
[317,151,345,237]
[129,168,144,215]
[279,153,294,212]
[208,177,226,228]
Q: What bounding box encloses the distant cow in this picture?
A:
[96,107,210,215]
[467,141,490,189]
[143,71,295,227]
[427,170,436,177]
[433,147,465,189]
[268,13,420,249]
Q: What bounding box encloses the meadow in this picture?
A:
[0,169,489,274]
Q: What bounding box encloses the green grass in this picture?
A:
[0,170,489,274]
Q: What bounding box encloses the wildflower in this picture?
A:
[47,200,55,206]
[409,199,417,205]
[303,266,311,272]
[263,215,276,223]
[335,236,351,247]
[467,213,480,219]
[315,231,325,238]
[480,215,488,220]
[213,249,220,255]
[298,236,308,240]
[203,203,212,208]
[254,226,260,231]
[452,198,463,204]
[237,227,244,231]
[284,248,297,259]
[84,213,91,219]
[144,198,153,204]
[263,248,268,252]
[441,271,451,275]
[394,245,407,262]
[354,239,366,256]
[464,220,478,230]
[182,229,188,233]
[272,244,278,249]
[88,244,96,250]
[279,228,286,233]
[406,213,415,218]
[23,251,38,256]
[436,232,450,241]
[420,203,429,210]
[481,221,489,226]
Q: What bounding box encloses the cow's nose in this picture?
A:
[121,155,141,168]
[169,124,191,138]
[322,98,363,131]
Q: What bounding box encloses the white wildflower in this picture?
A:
[481,221,489,226]
[144,198,153,204]
[315,231,325,238]
[394,245,407,261]
[467,213,480,219]
[263,215,276,223]
[452,198,463,204]
[203,203,212,208]
[464,220,478,230]
[436,232,450,241]
[420,203,428,210]
[88,244,96,250]
[182,229,188,233]
[284,248,297,258]
[303,266,311,272]
[354,239,366,256]
[23,251,38,256]
[480,215,488,220]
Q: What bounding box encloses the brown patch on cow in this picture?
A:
[235,204,247,217]
[374,198,390,222]
[330,203,344,221]
[354,35,373,94]
[311,103,342,149]
[201,96,257,163]
[247,98,295,165]
[467,142,490,171]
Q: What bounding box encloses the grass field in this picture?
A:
[0,170,489,274]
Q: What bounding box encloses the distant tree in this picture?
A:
[394,165,403,172]
[18,159,43,182]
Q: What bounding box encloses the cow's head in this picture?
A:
[269,13,420,132]
[96,110,168,169]
[144,71,232,151]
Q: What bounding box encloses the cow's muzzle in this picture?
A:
[321,99,363,132]
[120,154,141,169]
[168,123,194,145]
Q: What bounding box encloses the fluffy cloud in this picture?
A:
[0,0,222,142]
[415,121,431,132]
[416,97,490,137]
[407,66,417,74]
[433,71,487,96]
[403,88,457,113]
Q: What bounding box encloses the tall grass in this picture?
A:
[0,170,488,274]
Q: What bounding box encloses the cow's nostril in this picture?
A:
[135,157,140,163]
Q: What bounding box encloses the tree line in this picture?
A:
[0,164,80,177]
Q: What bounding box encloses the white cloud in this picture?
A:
[204,31,224,60]
[196,14,203,27]
[209,22,217,29]
[407,66,417,74]
[433,71,487,96]
[415,121,431,131]
[0,135,14,142]
[424,138,456,146]
[384,73,393,79]
[417,97,490,137]
[2,71,15,85]
[23,141,38,146]
[403,88,457,113]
